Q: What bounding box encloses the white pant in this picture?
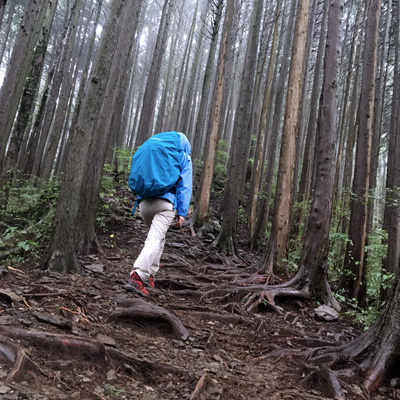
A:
[131,198,176,282]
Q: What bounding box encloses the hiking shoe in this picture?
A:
[124,272,148,296]
[147,275,155,288]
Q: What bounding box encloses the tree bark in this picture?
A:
[0,0,51,168]
[298,0,343,309]
[195,0,236,228]
[136,0,173,143]
[381,0,400,301]
[248,0,282,243]
[215,0,263,254]
[191,0,223,162]
[0,0,58,192]
[340,0,382,302]
[263,0,311,274]
[47,0,141,272]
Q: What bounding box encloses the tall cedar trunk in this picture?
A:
[166,1,198,132]
[31,7,71,178]
[295,0,343,310]
[253,0,297,250]
[76,1,142,254]
[340,0,382,302]
[362,0,392,307]
[340,5,365,239]
[179,4,208,135]
[191,0,223,163]
[0,0,51,169]
[334,2,362,195]
[293,0,328,233]
[54,0,96,175]
[248,0,282,243]
[47,0,141,272]
[0,0,58,192]
[60,0,103,172]
[40,0,81,180]
[215,0,263,255]
[136,0,172,143]
[381,0,400,301]
[263,0,311,274]
[0,2,15,67]
[195,0,235,227]
[290,0,318,228]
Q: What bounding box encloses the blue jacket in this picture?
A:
[138,132,193,217]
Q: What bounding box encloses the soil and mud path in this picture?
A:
[0,209,396,399]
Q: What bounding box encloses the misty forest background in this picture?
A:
[0,0,400,392]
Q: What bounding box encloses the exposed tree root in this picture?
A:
[189,373,223,400]
[243,286,312,314]
[0,326,188,385]
[0,325,106,360]
[0,336,46,382]
[108,297,188,340]
[106,347,188,381]
[302,363,345,399]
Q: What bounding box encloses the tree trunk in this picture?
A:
[136,0,173,143]
[340,0,382,302]
[298,0,343,309]
[191,0,223,163]
[0,0,51,168]
[248,0,282,243]
[0,1,15,66]
[252,0,297,250]
[321,267,400,393]
[195,0,236,228]
[215,0,263,254]
[47,0,141,272]
[381,0,400,301]
[293,0,328,235]
[263,0,311,274]
[0,0,58,192]
[40,0,81,180]
[179,4,208,135]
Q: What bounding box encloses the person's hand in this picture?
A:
[173,215,185,228]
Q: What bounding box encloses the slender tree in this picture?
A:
[195,0,236,228]
[191,0,224,162]
[262,0,311,274]
[381,0,400,300]
[248,0,282,243]
[136,0,173,143]
[340,0,382,302]
[0,0,58,192]
[214,0,263,254]
[0,0,52,169]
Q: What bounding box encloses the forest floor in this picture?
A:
[0,190,398,400]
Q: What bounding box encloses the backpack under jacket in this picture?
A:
[128,131,184,199]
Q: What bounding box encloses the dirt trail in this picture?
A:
[0,214,395,400]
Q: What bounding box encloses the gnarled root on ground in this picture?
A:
[0,326,188,384]
[243,286,312,314]
[0,336,46,382]
[109,297,188,340]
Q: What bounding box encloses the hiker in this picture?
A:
[125,131,193,296]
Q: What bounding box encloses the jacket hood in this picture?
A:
[178,132,192,155]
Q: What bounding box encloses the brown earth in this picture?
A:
[0,196,398,400]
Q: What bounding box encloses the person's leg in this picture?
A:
[126,199,175,293]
